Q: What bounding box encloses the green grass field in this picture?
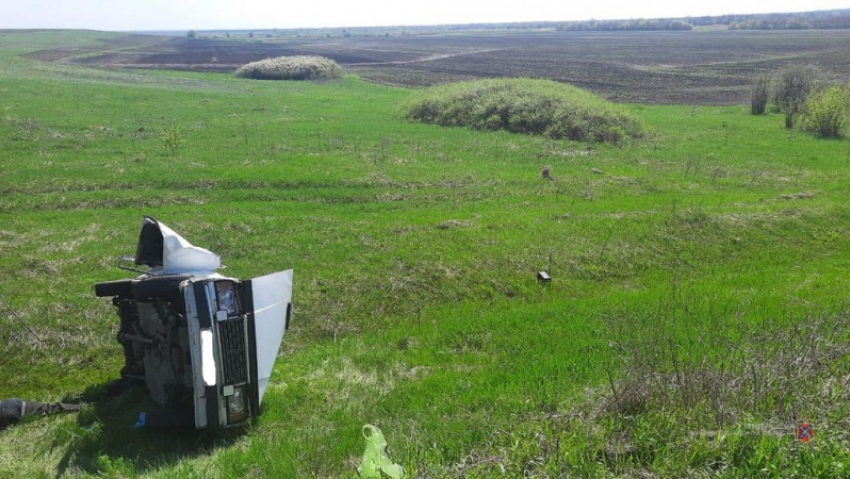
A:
[1,30,850,478]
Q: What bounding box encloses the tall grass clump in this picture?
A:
[401,78,644,143]
[234,55,343,81]
[772,65,821,128]
[750,75,770,115]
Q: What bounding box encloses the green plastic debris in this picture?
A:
[356,424,405,479]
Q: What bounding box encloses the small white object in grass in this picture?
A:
[537,271,551,282]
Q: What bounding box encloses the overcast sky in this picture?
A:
[4,0,849,31]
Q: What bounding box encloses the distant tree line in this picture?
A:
[557,19,692,32]
[730,15,850,30]
[687,9,850,29]
[205,8,850,40]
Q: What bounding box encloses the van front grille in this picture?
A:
[218,318,247,385]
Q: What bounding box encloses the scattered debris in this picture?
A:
[357,425,405,479]
[0,398,80,430]
[537,271,552,282]
[781,192,814,200]
[5,308,45,346]
[609,175,640,185]
[436,219,471,230]
[797,422,814,443]
[403,366,430,378]
[550,149,592,157]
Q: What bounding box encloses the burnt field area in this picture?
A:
[25,29,850,104]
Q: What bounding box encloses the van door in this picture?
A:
[242,270,293,415]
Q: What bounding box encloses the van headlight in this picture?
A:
[200,329,217,387]
[227,387,247,424]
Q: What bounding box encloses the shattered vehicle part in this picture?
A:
[95,216,293,429]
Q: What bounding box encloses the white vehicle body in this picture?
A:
[95,217,292,429]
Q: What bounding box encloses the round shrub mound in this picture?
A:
[401,78,644,143]
[234,55,343,81]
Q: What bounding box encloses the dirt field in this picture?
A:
[23,29,850,104]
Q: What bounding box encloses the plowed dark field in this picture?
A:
[25,30,850,104]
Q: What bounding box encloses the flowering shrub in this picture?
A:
[234,56,343,81]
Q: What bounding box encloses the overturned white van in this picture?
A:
[95,216,293,429]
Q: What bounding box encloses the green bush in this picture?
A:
[234,55,343,81]
[801,85,850,138]
[400,78,644,143]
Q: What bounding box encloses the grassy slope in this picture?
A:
[0,31,849,478]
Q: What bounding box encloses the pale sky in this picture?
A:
[3,0,849,31]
